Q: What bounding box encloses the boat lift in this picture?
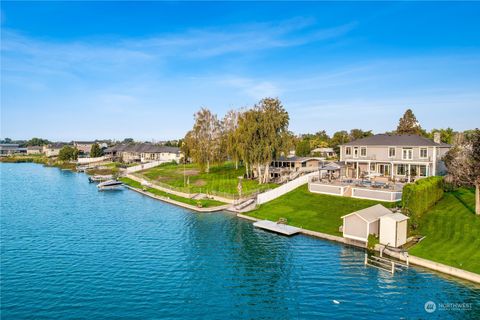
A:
[364,253,409,274]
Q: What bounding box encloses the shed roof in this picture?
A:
[341,204,392,223]
[341,134,450,147]
[380,212,409,222]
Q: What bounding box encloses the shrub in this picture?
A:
[402,176,444,227]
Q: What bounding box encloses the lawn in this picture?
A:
[409,188,480,274]
[137,162,277,198]
[246,185,397,236]
[119,177,225,208]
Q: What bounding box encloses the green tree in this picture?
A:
[444,129,480,215]
[123,138,134,143]
[237,98,290,184]
[188,108,222,173]
[58,146,79,161]
[349,129,373,141]
[309,130,330,149]
[90,143,103,157]
[428,128,454,144]
[396,109,423,135]
[295,138,311,157]
[330,130,350,154]
[223,109,241,169]
[25,137,50,146]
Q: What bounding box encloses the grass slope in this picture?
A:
[247,185,396,236]
[409,189,480,274]
[139,162,277,197]
[120,177,225,208]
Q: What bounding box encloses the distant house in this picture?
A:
[0,144,27,156]
[341,204,408,247]
[27,146,44,155]
[43,143,67,157]
[339,133,451,182]
[311,147,337,158]
[73,141,109,155]
[269,156,323,182]
[104,143,182,163]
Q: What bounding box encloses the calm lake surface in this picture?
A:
[1,163,479,319]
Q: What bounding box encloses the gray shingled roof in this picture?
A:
[341,204,392,222]
[342,134,450,147]
[105,143,180,154]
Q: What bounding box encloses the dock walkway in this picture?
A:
[253,220,302,236]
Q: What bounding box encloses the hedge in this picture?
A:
[402,176,444,226]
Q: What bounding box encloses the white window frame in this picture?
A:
[353,147,359,158]
[419,147,428,159]
[402,148,413,160]
[388,147,396,158]
[419,165,427,177]
[360,147,367,157]
[396,164,407,176]
[345,147,351,156]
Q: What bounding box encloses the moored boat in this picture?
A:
[97,180,123,190]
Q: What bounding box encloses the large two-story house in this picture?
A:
[339,133,451,182]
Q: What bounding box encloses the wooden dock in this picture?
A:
[253,220,301,236]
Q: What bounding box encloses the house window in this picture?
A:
[353,147,359,158]
[360,147,367,157]
[420,148,428,159]
[419,165,427,177]
[370,163,376,171]
[397,164,406,176]
[345,147,351,156]
[389,147,396,158]
[402,148,413,160]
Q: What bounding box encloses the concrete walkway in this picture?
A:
[126,173,235,204]
[124,185,231,212]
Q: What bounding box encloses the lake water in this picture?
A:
[1,163,479,319]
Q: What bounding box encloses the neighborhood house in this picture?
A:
[73,141,109,155]
[0,144,27,156]
[105,144,182,163]
[43,143,67,157]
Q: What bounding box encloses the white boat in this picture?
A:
[97,180,123,190]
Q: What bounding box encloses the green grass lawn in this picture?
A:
[119,177,225,208]
[137,162,277,197]
[246,185,397,236]
[409,188,480,274]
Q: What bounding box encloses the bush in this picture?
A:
[402,176,444,227]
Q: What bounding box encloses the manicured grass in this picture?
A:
[452,188,476,214]
[138,162,277,197]
[246,185,397,236]
[119,177,225,208]
[409,189,480,274]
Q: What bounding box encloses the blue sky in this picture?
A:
[1,1,479,141]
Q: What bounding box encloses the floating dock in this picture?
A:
[253,220,301,236]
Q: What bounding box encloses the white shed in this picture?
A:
[379,213,409,248]
[341,204,392,242]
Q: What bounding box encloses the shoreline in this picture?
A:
[236,213,480,285]
[124,184,231,212]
